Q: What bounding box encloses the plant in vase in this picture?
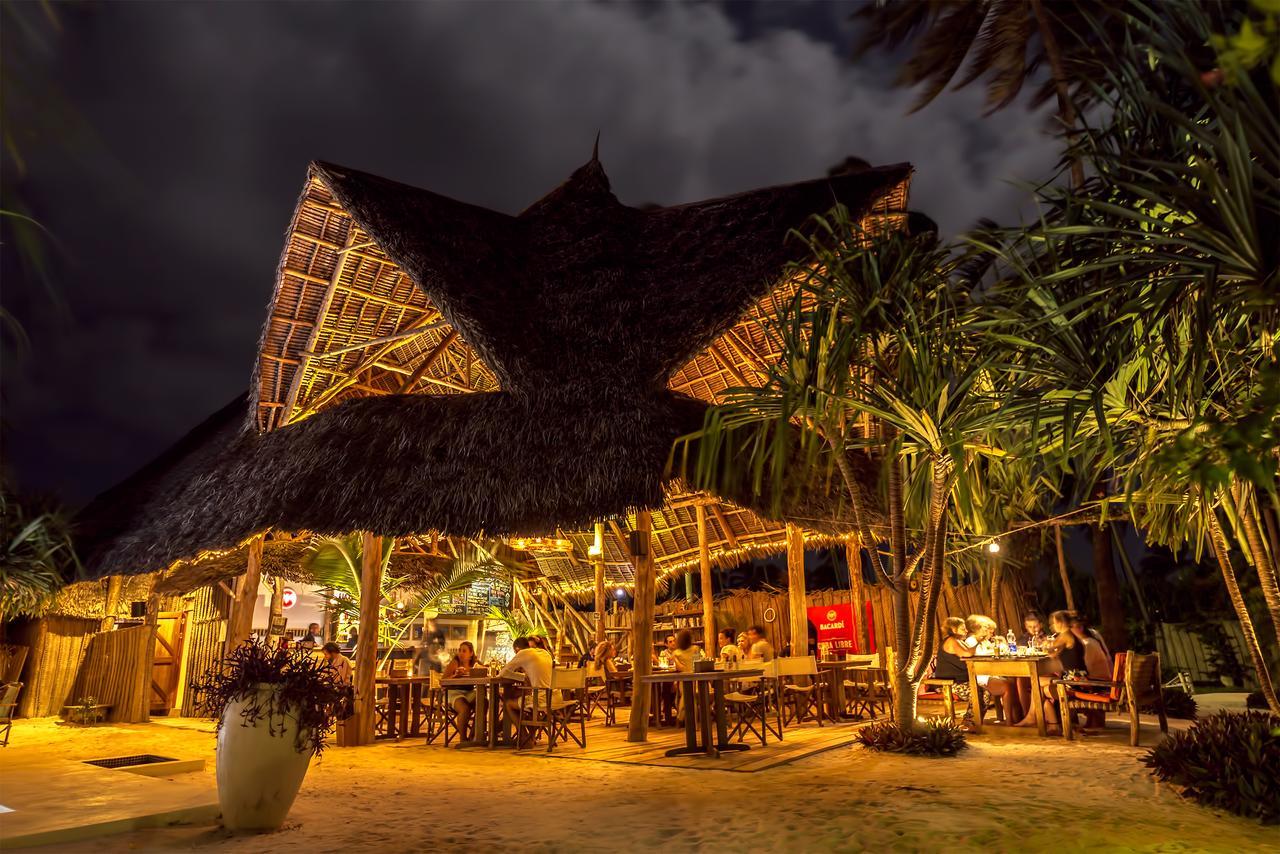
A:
[193,641,353,832]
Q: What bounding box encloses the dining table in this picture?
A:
[639,669,758,758]
[440,673,522,748]
[375,675,432,740]
[965,653,1055,736]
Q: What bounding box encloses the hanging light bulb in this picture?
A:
[987,541,1001,554]
[615,588,626,598]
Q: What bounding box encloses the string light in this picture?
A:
[986,541,1001,554]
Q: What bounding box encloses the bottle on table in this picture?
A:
[1006,630,1017,655]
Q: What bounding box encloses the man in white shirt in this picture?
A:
[500,636,554,730]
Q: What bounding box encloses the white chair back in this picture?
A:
[552,668,586,690]
[777,655,818,677]
[846,653,880,667]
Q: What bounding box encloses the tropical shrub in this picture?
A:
[1146,687,1197,720]
[1,481,78,621]
[857,717,967,757]
[1144,711,1280,823]
[193,641,353,756]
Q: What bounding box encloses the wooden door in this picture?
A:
[150,611,187,715]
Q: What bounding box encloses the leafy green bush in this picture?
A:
[1143,711,1280,824]
[857,717,967,757]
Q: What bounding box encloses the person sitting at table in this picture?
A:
[1015,609,1087,730]
[1069,612,1113,678]
[964,614,1020,722]
[298,623,324,650]
[934,617,977,723]
[444,641,480,737]
[718,628,742,665]
[1022,612,1047,649]
[654,634,678,667]
[500,636,554,732]
[321,642,353,685]
[745,625,775,661]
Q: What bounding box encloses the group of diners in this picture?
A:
[649,624,777,672]
[933,609,1113,731]
[436,635,556,741]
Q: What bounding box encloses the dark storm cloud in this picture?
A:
[3,0,1060,504]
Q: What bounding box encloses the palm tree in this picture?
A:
[682,209,1036,727]
[0,478,78,624]
[852,0,1118,186]
[979,0,1280,710]
[304,536,515,666]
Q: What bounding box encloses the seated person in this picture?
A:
[443,641,480,736]
[718,628,742,665]
[1022,611,1047,649]
[654,634,677,668]
[299,622,324,650]
[1017,609,1087,730]
[499,636,554,730]
[321,642,353,685]
[964,614,1020,722]
[1070,613,1113,679]
[745,625,775,661]
[670,629,700,673]
[933,617,976,721]
[587,641,618,677]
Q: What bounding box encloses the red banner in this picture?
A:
[808,602,860,657]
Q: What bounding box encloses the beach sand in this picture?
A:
[1,715,1273,853]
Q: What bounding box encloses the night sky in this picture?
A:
[2,1,1060,507]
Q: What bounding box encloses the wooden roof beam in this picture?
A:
[710,504,739,548]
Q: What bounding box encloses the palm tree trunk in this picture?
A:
[1232,480,1280,645]
[1206,503,1280,713]
[1091,522,1130,652]
[1054,526,1076,611]
[1028,0,1085,187]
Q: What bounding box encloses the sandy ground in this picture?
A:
[1,715,1275,853]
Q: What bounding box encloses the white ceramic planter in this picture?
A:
[216,684,313,832]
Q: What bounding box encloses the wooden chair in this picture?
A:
[845,665,892,720]
[725,660,783,745]
[425,672,466,746]
[777,656,825,728]
[1055,651,1168,746]
[583,661,613,723]
[516,668,586,752]
[0,682,22,747]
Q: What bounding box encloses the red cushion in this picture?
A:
[917,691,944,700]
[1069,691,1112,703]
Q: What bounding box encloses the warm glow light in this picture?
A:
[987,541,1001,554]
[587,543,603,557]
[615,588,626,598]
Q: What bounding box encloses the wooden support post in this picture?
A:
[846,539,869,654]
[593,523,606,646]
[628,511,655,742]
[225,535,264,654]
[696,505,715,655]
[267,578,285,647]
[786,524,808,658]
[353,532,384,746]
[102,575,123,631]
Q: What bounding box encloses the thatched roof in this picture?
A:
[152,538,460,596]
[77,153,910,581]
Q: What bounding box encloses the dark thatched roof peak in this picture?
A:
[76,155,909,579]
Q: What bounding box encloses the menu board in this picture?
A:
[438,576,513,616]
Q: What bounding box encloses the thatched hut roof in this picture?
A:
[77,153,910,581]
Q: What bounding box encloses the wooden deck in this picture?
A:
[425,708,871,773]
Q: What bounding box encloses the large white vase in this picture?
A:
[216,684,313,831]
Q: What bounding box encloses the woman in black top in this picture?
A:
[1016,610,1086,730]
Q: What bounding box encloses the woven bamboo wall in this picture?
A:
[180,585,230,717]
[67,625,154,723]
[603,575,1028,659]
[13,616,99,717]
